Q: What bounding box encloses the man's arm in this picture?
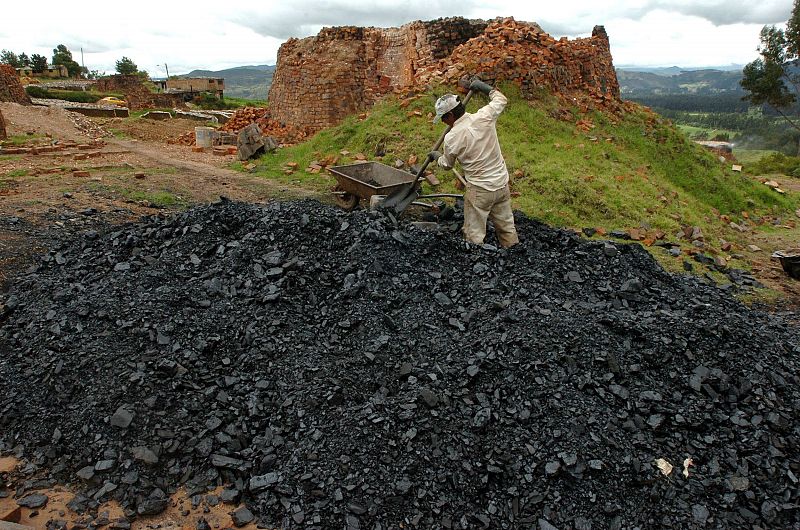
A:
[477,89,507,121]
[437,137,458,169]
[469,77,507,121]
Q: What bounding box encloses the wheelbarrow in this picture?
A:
[772,249,800,280]
[329,161,461,211]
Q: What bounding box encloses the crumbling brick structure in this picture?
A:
[0,109,6,139]
[0,64,31,105]
[96,75,186,110]
[268,17,489,132]
[268,17,619,133]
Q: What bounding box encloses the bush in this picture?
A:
[747,152,800,176]
[24,85,48,98]
[24,85,102,103]
[194,92,228,110]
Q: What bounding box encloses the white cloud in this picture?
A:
[0,0,794,73]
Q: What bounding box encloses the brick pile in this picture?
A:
[0,64,31,105]
[219,107,269,132]
[218,107,311,144]
[266,17,619,135]
[417,19,619,103]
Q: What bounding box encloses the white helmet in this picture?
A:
[433,93,460,123]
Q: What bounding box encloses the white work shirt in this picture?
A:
[437,89,509,192]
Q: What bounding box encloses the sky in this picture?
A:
[0,0,793,76]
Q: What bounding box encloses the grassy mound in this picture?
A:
[240,85,798,274]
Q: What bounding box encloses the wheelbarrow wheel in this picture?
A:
[334,187,359,211]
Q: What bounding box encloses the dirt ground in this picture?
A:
[0,457,256,529]
[0,102,317,289]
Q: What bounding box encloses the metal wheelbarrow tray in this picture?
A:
[329,162,420,211]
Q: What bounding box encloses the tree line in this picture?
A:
[1,44,140,79]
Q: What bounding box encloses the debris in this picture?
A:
[655,458,673,476]
[731,164,742,172]
[682,458,693,478]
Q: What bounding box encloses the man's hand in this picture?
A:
[427,150,442,162]
[469,77,493,95]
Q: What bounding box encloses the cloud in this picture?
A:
[0,0,794,74]
[651,0,790,26]
[234,0,478,40]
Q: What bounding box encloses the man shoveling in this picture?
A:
[428,78,519,248]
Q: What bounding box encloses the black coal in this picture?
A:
[1,199,798,529]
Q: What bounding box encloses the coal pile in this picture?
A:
[1,199,799,529]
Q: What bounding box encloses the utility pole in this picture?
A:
[164,63,169,79]
[80,47,84,68]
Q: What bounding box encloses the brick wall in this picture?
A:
[267,17,619,134]
[0,109,6,139]
[0,64,32,105]
[268,17,488,131]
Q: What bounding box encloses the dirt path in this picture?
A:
[0,105,323,289]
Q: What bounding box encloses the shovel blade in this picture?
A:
[381,184,419,213]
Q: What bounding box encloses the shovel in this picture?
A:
[382,88,476,214]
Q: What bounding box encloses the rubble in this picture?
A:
[0,65,31,105]
[267,17,619,134]
[0,199,798,528]
[418,19,619,105]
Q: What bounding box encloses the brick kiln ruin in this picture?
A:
[0,64,32,105]
[267,17,620,134]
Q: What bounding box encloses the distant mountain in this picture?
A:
[181,65,276,100]
[616,64,745,76]
[617,67,744,96]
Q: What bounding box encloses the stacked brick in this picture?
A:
[0,64,31,105]
[268,17,489,133]
[264,16,619,135]
[418,19,619,102]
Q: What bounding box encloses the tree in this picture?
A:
[115,56,138,75]
[0,49,21,68]
[741,0,800,140]
[18,53,30,67]
[31,54,47,73]
[52,44,82,77]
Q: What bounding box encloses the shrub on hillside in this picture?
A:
[747,152,800,176]
[24,85,101,103]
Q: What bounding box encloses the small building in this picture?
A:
[15,65,69,78]
[157,77,225,99]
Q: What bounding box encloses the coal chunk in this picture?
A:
[231,506,255,527]
[110,407,133,429]
[16,493,48,508]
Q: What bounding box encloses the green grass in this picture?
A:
[742,151,800,177]
[676,124,738,141]
[735,149,780,167]
[241,84,797,231]
[221,96,268,108]
[4,134,43,146]
[3,169,28,178]
[0,155,22,161]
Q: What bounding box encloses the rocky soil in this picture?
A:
[0,199,798,529]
